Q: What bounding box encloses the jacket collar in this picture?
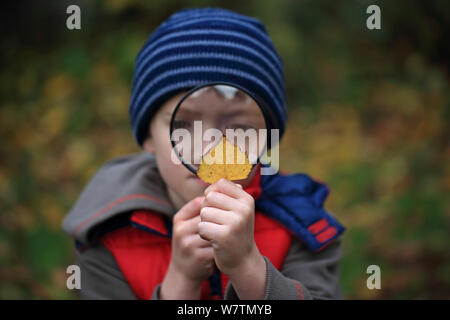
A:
[63,152,345,251]
[62,152,176,246]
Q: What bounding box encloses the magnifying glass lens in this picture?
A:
[170,84,268,176]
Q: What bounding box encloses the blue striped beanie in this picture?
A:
[129,7,287,146]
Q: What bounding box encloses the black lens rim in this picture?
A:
[169,81,278,175]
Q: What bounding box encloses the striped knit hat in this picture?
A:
[129,7,286,146]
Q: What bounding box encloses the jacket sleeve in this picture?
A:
[224,236,344,300]
[74,242,138,300]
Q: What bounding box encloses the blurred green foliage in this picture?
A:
[0,0,449,299]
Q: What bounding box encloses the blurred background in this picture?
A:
[0,0,449,299]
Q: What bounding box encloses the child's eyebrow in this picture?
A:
[224,109,256,117]
[223,108,266,121]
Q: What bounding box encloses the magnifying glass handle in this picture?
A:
[210,262,223,298]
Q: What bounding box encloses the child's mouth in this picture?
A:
[190,175,210,187]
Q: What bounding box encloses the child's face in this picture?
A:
[143,90,261,210]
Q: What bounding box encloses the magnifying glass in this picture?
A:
[169,82,274,181]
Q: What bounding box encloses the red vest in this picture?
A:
[100,172,296,300]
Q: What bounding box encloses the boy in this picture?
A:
[62,7,345,300]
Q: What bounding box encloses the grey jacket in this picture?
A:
[62,151,344,300]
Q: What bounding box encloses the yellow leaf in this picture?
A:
[197,136,252,184]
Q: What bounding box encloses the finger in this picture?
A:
[174,196,205,221]
[198,221,225,242]
[202,191,241,212]
[193,234,214,248]
[178,215,202,234]
[183,233,213,248]
[204,178,247,200]
[200,206,233,225]
[196,246,215,262]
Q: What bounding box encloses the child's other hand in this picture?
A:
[161,196,214,299]
[199,179,260,277]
